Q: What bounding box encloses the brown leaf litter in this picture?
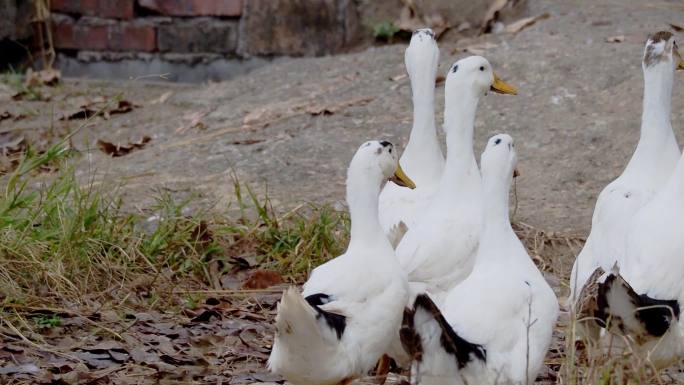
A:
[0,293,283,384]
[97,136,151,157]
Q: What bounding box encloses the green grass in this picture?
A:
[0,142,349,310]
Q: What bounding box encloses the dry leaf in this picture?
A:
[24,68,61,87]
[178,107,216,133]
[669,23,684,32]
[504,13,550,34]
[242,270,284,289]
[231,139,264,145]
[605,35,625,43]
[390,74,408,82]
[97,136,151,157]
[150,91,173,105]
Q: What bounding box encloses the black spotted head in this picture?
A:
[481,134,518,183]
[350,141,416,189]
[643,31,684,71]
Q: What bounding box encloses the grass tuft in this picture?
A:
[0,147,349,311]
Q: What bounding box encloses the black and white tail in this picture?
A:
[400,294,486,385]
[596,270,680,341]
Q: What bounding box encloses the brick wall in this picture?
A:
[48,0,359,58]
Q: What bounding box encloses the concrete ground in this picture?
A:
[5,0,684,238]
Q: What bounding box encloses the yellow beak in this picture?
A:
[491,72,518,95]
[390,164,416,189]
[678,59,684,70]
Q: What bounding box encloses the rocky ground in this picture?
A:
[2,0,684,383]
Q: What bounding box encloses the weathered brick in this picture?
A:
[51,0,135,20]
[52,17,156,52]
[108,23,156,52]
[52,16,109,50]
[157,18,237,53]
[138,0,242,17]
[238,0,358,57]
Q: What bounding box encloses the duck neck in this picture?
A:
[630,65,675,167]
[437,90,480,194]
[481,172,513,239]
[402,75,443,178]
[346,175,385,251]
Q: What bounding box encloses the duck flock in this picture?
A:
[266,29,684,385]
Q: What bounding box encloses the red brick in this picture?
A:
[53,19,109,50]
[51,0,134,20]
[108,24,156,52]
[138,0,242,17]
[52,18,156,52]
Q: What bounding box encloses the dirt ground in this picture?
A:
[2,0,684,383]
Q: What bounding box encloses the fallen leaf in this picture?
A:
[150,91,173,105]
[504,13,550,34]
[24,68,61,87]
[231,139,264,145]
[109,100,138,114]
[605,35,625,43]
[97,136,151,157]
[242,270,284,289]
[178,107,216,133]
[0,363,41,375]
[390,74,408,82]
[60,107,97,121]
[669,23,684,32]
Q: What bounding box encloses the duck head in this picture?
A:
[643,31,684,72]
[405,29,440,89]
[446,56,518,99]
[349,141,416,190]
[481,133,518,184]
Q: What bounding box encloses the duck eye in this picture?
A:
[479,66,485,71]
[494,138,502,145]
[389,148,392,153]
[452,65,458,73]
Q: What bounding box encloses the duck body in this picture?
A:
[596,151,684,367]
[593,32,684,366]
[379,28,444,239]
[570,31,682,304]
[269,141,411,385]
[403,134,558,385]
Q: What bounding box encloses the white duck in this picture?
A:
[396,56,517,304]
[268,140,414,385]
[401,134,559,385]
[379,28,444,246]
[595,39,684,367]
[570,31,683,305]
